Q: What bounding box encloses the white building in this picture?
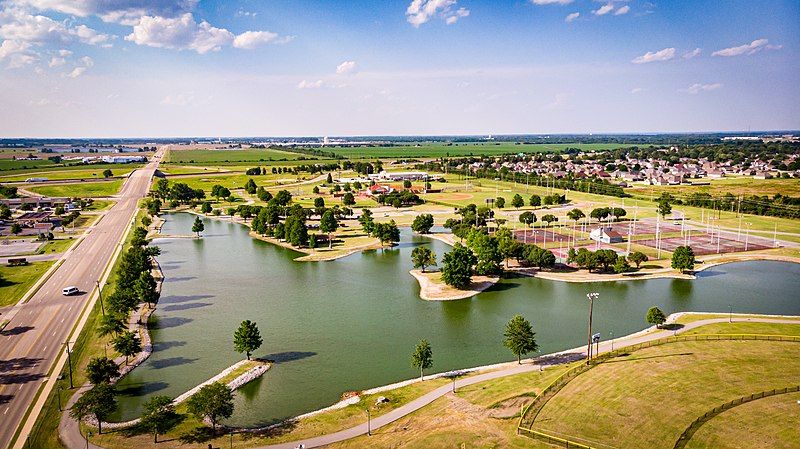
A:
[589,227,624,244]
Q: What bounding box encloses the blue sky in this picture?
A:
[0,0,798,137]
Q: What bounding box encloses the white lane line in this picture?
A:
[4,407,8,415]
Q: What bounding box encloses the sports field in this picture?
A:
[330,142,633,158]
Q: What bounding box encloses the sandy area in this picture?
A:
[410,269,499,301]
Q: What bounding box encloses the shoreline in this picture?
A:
[409,269,500,300]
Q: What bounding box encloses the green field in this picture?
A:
[627,176,800,199]
[0,261,54,307]
[28,180,123,198]
[329,143,634,158]
[0,165,142,182]
[165,148,308,164]
[0,159,55,171]
[528,337,800,449]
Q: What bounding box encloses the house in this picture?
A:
[101,155,147,164]
[589,227,624,244]
[754,171,773,179]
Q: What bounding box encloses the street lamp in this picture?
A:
[64,340,74,388]
[609,331,614,352]
[586,292,599,364]
[366,408,371,436]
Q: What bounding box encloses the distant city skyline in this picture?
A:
[0,0,798,137]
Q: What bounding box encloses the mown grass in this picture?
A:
[684,322,800,336]
[685,391,800,449]
[627,176,800,198]
[28,180,123,198]
[165,149,306,164]
[0,261,54,307]
[0,166,142,182]
[330,143,633,158]
[531,339,800,449]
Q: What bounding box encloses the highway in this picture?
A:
[0,152,161,449]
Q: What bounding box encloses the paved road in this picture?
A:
[0,152,161,449]
[57,315,799,449]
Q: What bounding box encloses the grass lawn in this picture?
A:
[330,143,634,159]
[684,321,800,336]
[28,180,123,198]
[84,199,115,211]
[0,261,54,307]
[0,159,55,171]
[35,238,78,254]
[165,148,307,164]
[0,165,142,182]
[685,391,800,449]
[530,339,800,449]
[675,313,800,325]
[627,176,800,198]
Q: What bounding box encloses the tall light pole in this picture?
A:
[64,340,74,388]
[366,408,371,436]
[586,292,599,364]
[96,280,105,316]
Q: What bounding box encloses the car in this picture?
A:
[62,286,79,296]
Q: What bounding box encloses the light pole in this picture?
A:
[366,408,371,436]
[729,304,732,323]
[744,222,752,251]
[64,341,74,388]
[610,331,614,352]
[586,292,599,364]
[230,430,233,449]
[57,383,63,411]
[96,280,105,316]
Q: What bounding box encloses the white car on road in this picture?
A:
[61,286,79,296]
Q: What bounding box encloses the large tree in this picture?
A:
[511,194,524,209]
[411,339,433,380]
[135,270,159,307]
[186,382,234,432]
[70,383,117,434]
[191,216,205,237]
[319,209,339,249]
[411,213,434,234]
[567,208,585,222]
[671,245,695,273]
[441,243,477,289]
[646,306,667,328]
[411,247,436,272]
[504,315,538,364]
[495,227,517,268]
[628,251,648,268]
[112,331,141,365]
[140,395,178,443]
[233,320,263,360]
[86,356,120,385]
[373,221,400,246]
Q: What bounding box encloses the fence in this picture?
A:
[517,333,800,448]
[673,385,800,449]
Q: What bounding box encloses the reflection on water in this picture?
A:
[112,213,800,425]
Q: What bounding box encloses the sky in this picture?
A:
[0,0,798,138]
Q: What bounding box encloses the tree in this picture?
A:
[359,209,375,234]
[86,357,119,385]
[186,382,234,432]
[326,173,333,184]
[595,249,618,271]
[529,195,541,207]
[646,306,667,328]
[567,208,585,222]
[314,197,325,209]
[200,202,212,214]
[97,312,126,338]
[403,179,412,189]
[102,169,113,178]
[511,194,524,209]
[135,271,159,307]
[657,196,672,218]
[70,383,117,434]
[373,221,400,246]
[140,395,177,443]
[112,331,141,365]
[233,320,262,360]
[342,192,355,206]
[319,209,339,249]
[10,223,22,235]
[411,247,436,272]
[257,187,272,202]
[504,315,538,364]
[411,339,433,380]
[441,243,476,289]
[244,178,257,194]
[541,214,558,227]
[628,251,648,268]
[495,197,505,208]
[495,227,517,268]
[519,211,537,226]
[191,216,204,237]
[671,245,695,273]
[469,231,502,275]
[411,213,434,234]
[590,207,610,222]
[613,256,631,274]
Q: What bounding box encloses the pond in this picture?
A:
[112,213,800,425]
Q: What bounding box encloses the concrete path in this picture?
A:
[57,314,799,449]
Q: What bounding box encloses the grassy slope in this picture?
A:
[531,338,800,449]
[0,261,54,307]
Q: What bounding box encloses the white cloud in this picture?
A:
[593,3,614,16]
[683,48,701,59]
[614,5,630,15]
[0,38,36,67]
[64,54,92,77]
[406,0,469,27]
[66,66,86,77]
[297,79,324,90]
[531,0,574,4]
[631,47,675,64]
[48,55,64,66]
[161,92,195,105]
[711,38,775,57]
[125,13,290,53]
[683,83,722,94]
[336,60,356,75]
[11,0,200,25]
[233,30,292,49]
[0,6,112,46]
[630,87,645,94]
[565,12,579,22]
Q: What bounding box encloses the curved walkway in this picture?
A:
[59,314,800,449]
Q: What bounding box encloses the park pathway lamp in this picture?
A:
[366,408,371,436]
[586,292,599,364]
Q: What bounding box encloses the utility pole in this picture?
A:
[96,280,105,316]
[586,292,599,364]
[64,341,74,388]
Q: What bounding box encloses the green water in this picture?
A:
[113,213,800,426]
